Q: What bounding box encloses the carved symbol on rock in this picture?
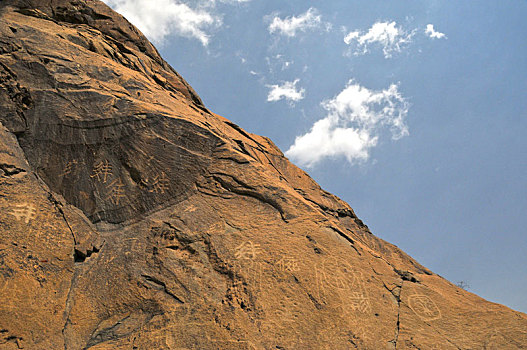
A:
[107,178,126,205]
[9,203,37,224]
[349,291,370,312]
[234,241,262,260]
[60,161,76,177]
[408,294,441,321]
[90,160,113,183]
[149,172,170,194]
[124,238,141,255]
[315,258,370,313]
[276,257,300,273]
[60,160,85,177]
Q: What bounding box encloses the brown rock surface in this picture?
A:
[0,1,526,349]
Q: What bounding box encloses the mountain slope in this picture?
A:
[0,1,526,349]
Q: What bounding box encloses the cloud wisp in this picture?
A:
[286,80,409,167]
[344,21,415,58]
[103,0,218,45]
[268,8,329,38]
[425,24,447,39]
[103,0,252,45]
[267,79,306,104]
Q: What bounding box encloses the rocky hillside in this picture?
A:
[0,0,526,349]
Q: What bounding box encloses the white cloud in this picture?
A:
[286,80,409,167]
[425,24,447,39]
[343,31,360,44]
[344,21,415,58]
[102,0,252,45]
[268,8,329,37]
[266,79,305,104]
[103,0,218,45]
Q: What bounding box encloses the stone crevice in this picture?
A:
[381,279,402,349]
[31,175,85,350]
[141,274,185,304]
[327,225,361,256]
[0,163,26,176]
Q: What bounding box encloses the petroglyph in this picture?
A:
[148,172,170,194]
[107,178,126,205]
[276,256,300,273]
[9,203,36,224]
[60,160,84,177]
[408,294,441,321]
[91,160,113,183]
[315,257,370,313]
[234,241,262,260]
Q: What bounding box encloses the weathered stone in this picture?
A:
[0,1,525,349]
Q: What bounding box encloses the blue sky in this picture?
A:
[102,0,527,313]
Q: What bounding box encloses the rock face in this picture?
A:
[0,1,525,349]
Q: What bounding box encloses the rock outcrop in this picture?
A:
[0,1,526,349]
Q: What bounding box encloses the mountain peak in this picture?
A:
[2,0,204,108]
